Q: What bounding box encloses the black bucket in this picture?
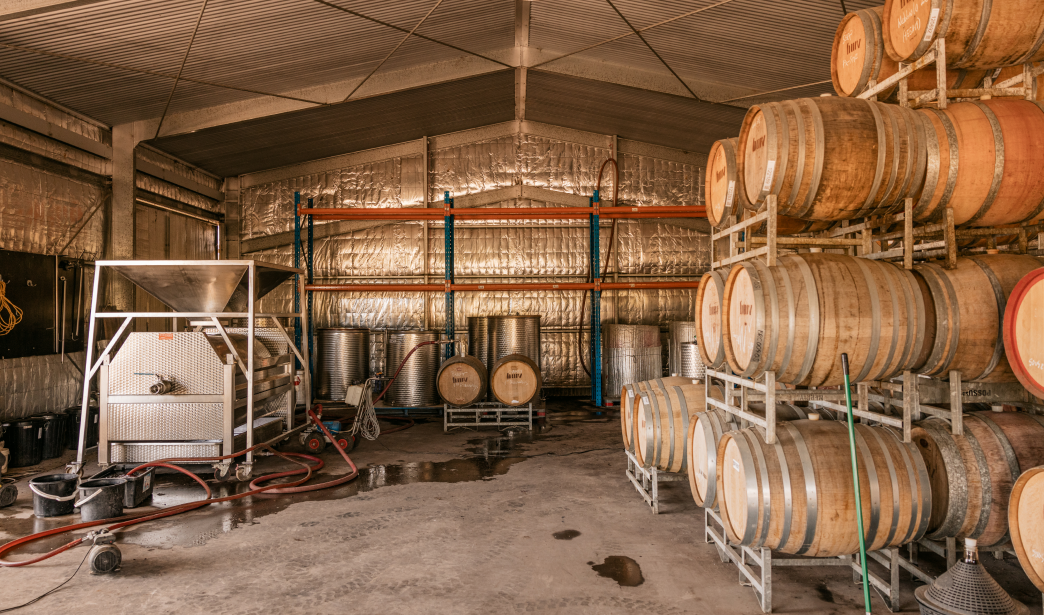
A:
[29,473,78,517]
[77,478,126,522]
[64,406,99,450]
[7,420,43,468]
[40,414,68,460]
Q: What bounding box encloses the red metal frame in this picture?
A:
[298,205,706,221]
[306,280,701,292]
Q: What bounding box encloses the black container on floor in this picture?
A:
[7,420,44,468]
[40,413,68,460]
[77,478,125,522]
[29,473,78,517]
[90,466,154,508]
[64,405,99,450]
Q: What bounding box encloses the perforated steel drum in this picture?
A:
[490,315,541,369]
[668,321,696,376]
[678,342,705,379]
[385,330,439,407]
[368,329,388,378]
[467,316,493,370]
[316,328,370,401]
[602,324,662,398]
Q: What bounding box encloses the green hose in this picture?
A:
[842,353,872,615]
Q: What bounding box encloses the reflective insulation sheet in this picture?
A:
[0,351,87,421]
[246,129,708,388]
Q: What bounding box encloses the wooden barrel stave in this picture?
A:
[436,355,488,406]
[622,376,694,452]
[738,96,925,221]
[723,253,926,387]
[635,381,705,472]
[1003,267,1044,399]
[882,0,1044,68]
[913,255,1043,382]
[912,412,1044,546]
[695,271,728,370]
[489,354,541,407]
[717,420,930,557]
[1010,466,1044,593]
[915,100,1044,227]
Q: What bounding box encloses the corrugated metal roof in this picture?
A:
[526,69,746,155]
[149,69,515,177]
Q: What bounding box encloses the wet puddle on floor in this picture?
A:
[591,556,644,586]
[552,529,581,540]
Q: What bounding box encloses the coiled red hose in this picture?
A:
[0,407,352,567]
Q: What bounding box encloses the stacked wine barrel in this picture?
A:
[619,378,704,471]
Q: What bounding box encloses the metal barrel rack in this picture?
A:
[444,402,533,432]
[295,189,706,408]
[623,448,687,515]
[69,259,309,481]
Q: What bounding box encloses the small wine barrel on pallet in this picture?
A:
[695,271,728,371]
[634,381,705,472]
[687,397,824,508]
[914,255,1043,382]
[722,253,929,387]
[914,101,1044,227]
[489,354,541,407]
[717,420,931,557]
[1004,268,1044,398]
[831,6,987,99]
[436,355,488,407]
[706,139,831,234]
[737,96,926,221]
[621,377,696,452]
[1010,466,1044,593]
[882,0,1044,69]
[912,412,1044,546]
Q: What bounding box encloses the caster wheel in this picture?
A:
[334,433,355,452]
[213,465,233,482]
[304,435,325,455]
[235,465,253,482]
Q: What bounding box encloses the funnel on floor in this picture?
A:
[914,538,1028,615]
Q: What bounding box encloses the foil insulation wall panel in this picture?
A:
[245,130,709,388]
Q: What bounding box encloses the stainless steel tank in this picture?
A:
[490,315,541,369]
[467,316,493,370]
[316,328,370,400]
[385,330,439,407]
[668,321,696,376]
[678,342,705,379]
[602,324,662,399]
[369,329,388,378]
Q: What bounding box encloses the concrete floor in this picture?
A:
[1,401,1041,614]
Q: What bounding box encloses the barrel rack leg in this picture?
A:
[623,448,685,514]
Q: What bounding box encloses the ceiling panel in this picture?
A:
[149,70,516,177]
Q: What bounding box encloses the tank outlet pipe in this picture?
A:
[842,352,872,615]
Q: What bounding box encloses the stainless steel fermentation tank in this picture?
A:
[668,321,703,378]
[385,331,440,407]
[490,315,541,368]
[72,260,307,479]
[602,324,662,399]
[316,328,369,401]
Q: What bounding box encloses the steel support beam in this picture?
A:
[109,122,142,311]
[0,0,110,21]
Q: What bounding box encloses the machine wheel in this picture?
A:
[213,465,233,482]
[304,434,325,455]
[235,464,253,482]
[0,480,17,508]
[334,433,355,452]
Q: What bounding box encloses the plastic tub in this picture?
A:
[40,414,68,460]
[7,420,43,468]
[77,478,126,522]
[29,473,78,517]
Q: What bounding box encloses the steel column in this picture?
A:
[591,189,602,406]
[444,191,455,359]
[293,191,302,368]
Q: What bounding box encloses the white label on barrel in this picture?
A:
[733,459,741,472]
[512,399,519,404]
[725,180,735,207]
[627,389,634,398]
[923,8,939,41]
[762,161,775,192]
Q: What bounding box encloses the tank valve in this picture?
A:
[149,376,175,395]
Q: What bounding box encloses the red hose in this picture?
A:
[580,158,620,376]
[0,407,351,567]
[372,340,443,404]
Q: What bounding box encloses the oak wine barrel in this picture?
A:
[436,355,488,407]
[621,376,696,452]
[882,0,1044,69]
[913,255,1043,382]
[1003,268,1044,398]
[717,420,930,557]
[832,6,986,99]
[912,412,1044,546]
[1010,466,1044,593]
[489,354,541,407]
[695,271,727,370]
[634,381,705,472]
[738,96,926,221]
[914,100,1044,227]
[722,253,929,386]
[687,396,824,508]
